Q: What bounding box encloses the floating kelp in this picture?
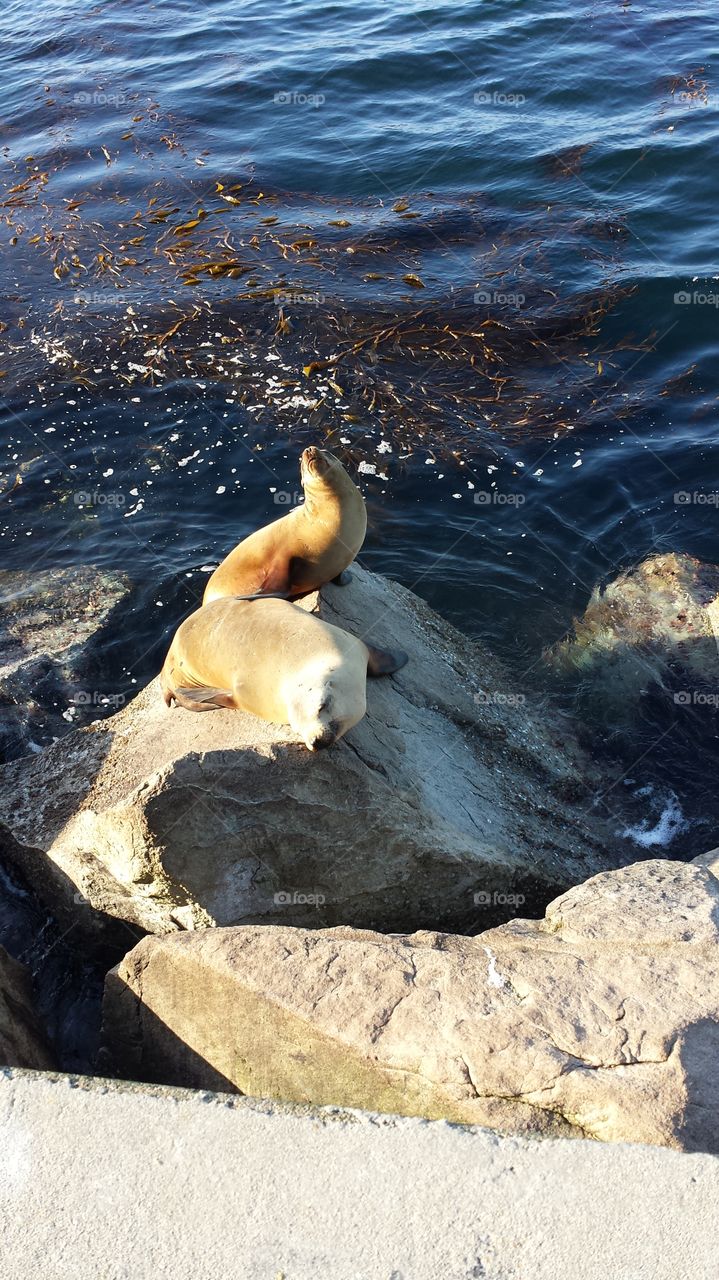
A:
[0,197,645,463]
[541,144,592,180]
[0,86,691,472]
[662,67,711,108]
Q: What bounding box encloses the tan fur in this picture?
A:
[203,447,366,603]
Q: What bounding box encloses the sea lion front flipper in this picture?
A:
[287,554,316,593]
[366,645,409,677]
[331,570,352,586]
[171,685,235,712]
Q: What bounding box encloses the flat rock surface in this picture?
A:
[103,858,719,1152]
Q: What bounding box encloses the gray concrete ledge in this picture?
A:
[1,1068,717,1280]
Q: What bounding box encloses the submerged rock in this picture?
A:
[0,943,54,1070]
[544,552,719,710]
[0,567,620,942]
[0,565,132,761]
[544,553,719,858]
[102,859,719,1153]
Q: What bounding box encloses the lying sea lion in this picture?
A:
[160,596,407,750]
[203,446,367,604]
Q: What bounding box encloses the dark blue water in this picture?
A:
[0,1,718,1048]
[0,0,716,647]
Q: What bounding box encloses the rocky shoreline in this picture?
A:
[0,565,625,943]
[1,559,718,1155]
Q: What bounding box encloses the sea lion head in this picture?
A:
[300,446,348,494]
[289,689,344,751]
[286,660,365,751]
[299,446,364,521]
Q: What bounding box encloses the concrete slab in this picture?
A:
[0,1068,716,1280]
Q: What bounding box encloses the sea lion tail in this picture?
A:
[171,685,235,712]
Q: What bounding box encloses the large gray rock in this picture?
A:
[3,1068,719,1280]
[0,565,131,761]
[544,552,719,710]
[0,945,54,1070]
[0,568,620,942]
[102,859,719,1153]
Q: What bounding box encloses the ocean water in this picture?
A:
[0,0,718,1038]
[1,0,717,638]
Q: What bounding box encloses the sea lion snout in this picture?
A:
[293,684,343,750]
[301,445,334,480]
[306,724,339,751]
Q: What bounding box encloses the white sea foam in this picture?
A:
[621,791,688,849]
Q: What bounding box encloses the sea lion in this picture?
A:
[160,596,407,750]
[203,446,367,604]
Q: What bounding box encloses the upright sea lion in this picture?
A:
[203,446,367,604]
[160,596,407,750]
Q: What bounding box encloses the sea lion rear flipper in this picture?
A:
[366,645,409,677]
[331,570,352,586]
[171,685,235,712]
